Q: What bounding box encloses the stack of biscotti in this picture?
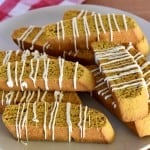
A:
[90,41,150,137]
[11,9,149,65]
[0,50,83,112]
[0,49,115,143]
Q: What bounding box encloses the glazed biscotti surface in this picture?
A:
[92,42,149,122]
[12,13,148,57]
[91,66,150,137]
[63,9,149,55]
[0,90,81,113]
[0,57,95,91]
[2,102,115,143]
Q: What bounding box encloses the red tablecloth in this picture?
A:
[0,0,84,21]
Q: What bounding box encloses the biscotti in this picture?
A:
[0,90,81,113]
[11,13,149,61]
[0,57,95,91]
[2,102,115,143]
[91,66,150,137]
[63,9,149,55]
[91,42,149,122]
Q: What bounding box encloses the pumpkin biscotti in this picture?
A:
[91,42,149,122]
[0,90,81,113]
[62,9,149,55]
[11,13,149,63]
[2,102,115,143]
[91,66,150,137]
[0,57,95,91]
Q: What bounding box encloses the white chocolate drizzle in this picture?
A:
[30,26,44,50]
[43,58,50,90]
[98,13,106,34]
[18,103,26,139]
[58,57,65,89]
[83,16,90,49]
[21,50,30,62]
[107,14,113,41]
[78,104,83,138]
[60,20,65,40]
[20,91,27,103]
[15,61,19,86]
[14,91,20,104]
[82,106,88,138]
[36,89,41,102]
[72,17,79,53]
[66,103,72,142]
[18,25,34,49]
[32,102,39,123]
[3,51,12,65]
[51,102,59,141]
[16,103,21,141]
[77,10,85,18]
[122,14,128,31]
[19,60,27,91]
[41,91,47,102]
[44,102,47,140]
[112,13,120,32]
[94,14,100,41]
[73,62,79,89]
[6,62,14,88]
[54,91,64,102]
[1,90,4,105]
[29,58,40,88]
[48,102,59,141]
[5,91,14,105]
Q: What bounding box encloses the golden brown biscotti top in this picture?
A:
[12,13,145,56]
[2,102,115,143]
[0,90,81,113]
[0,57,95,91]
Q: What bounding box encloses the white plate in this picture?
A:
[0,4,150,150]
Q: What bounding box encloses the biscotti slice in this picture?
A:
[92,42,149,122]
[0,90,81,113]
[12,13,147,56]
[91,66,150,137]
[0,49,50,65]
[2,102,115,143]
[0,57,95,91]
[93,41,150,92]
[62,9,149,55]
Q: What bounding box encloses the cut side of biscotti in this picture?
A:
[12,13,147,57]
[2,102,115,143]
[0,90,81,113]
[91,42,149,122]
[91,65,150,137]
[0,57,95,91]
